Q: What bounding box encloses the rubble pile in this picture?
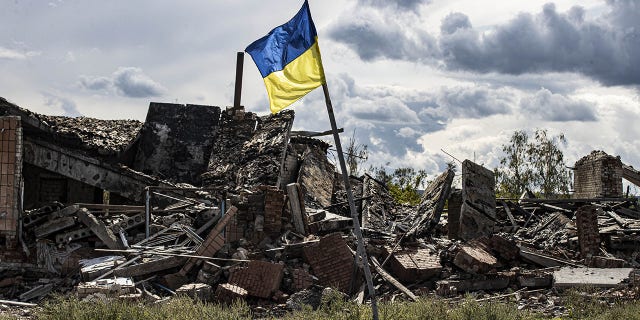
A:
[2,97,640,317]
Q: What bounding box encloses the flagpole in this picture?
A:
[321,82,379,319]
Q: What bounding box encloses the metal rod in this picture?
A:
[233,52,244,107]
[145,187,151,239]
[321,82,378,319]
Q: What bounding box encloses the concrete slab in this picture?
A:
[553,267,633,288]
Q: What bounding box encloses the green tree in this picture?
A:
[496,129,570,198]
[370,166,428,205]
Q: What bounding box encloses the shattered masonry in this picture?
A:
[4,96,640,315]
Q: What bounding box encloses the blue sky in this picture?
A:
[1,0,639,180]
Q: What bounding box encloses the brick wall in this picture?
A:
[262,186,284,236]
[228,260,284,298]
[385,247,442,283]
[0,116,22,239]
[575,205,601,258]
[302,233,354,293]
[573,150,622,198]
[290,268,314,291]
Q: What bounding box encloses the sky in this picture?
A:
[1,0,639,182]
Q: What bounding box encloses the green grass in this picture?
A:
[2,289,640,320]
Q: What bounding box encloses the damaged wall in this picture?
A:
[132,103,221,185]
[0,116,22,243]
[459,160,496,241]
[202,107,293,192]
[573,150,623,198]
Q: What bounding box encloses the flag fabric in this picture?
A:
[245,0,326,114]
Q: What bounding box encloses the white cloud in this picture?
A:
[0,46,40,60]
[79,67,166,98]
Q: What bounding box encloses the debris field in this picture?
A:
[2,97,640,317]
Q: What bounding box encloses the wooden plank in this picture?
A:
[371,257,418,301]
[606,210,629,228]
[287,183,307,235]
[0,299,37,307]
[502,201,517,230]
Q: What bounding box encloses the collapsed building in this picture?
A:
[3,96,640,315]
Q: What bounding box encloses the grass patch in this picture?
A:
[10,290,640,319]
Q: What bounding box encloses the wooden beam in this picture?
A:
[371,257,418,301]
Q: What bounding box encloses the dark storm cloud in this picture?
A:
[79,67,166,98]
[520,88,598,121]
[440,1,640,86]
[330,1,640,86]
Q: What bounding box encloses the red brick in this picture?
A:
[385,247,442,283]
[453,244,498,274]
[302,233,355,293]
[228,260,284,298]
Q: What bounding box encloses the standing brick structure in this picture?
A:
[302,233,355,293]
[573,151,623,198]
[262,186,285,236]
[0,116,22,246]
[459,160,496,240]
[575,205,601,258]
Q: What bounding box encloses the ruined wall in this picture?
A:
[22,164,99,209]
[133,103,221,185]
[573,150,622,198]
[296,141,335,209]
[0,116,22,241]
[459,160,496,241]
[202,107,293,192]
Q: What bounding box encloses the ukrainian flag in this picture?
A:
[246,0,326,114]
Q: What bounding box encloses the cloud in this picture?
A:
[520,88,598,122]
[440,2,640,86]
[0,46,40,60]
[327,6,437,62]
[357,0,429,13]
[79,67,166,98]
[42,93,82,117]
[418,85,514,120]
[330,1,640,86]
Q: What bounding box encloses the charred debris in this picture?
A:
[2,96,640,313]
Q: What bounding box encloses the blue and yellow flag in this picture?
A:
[245,0,326,114]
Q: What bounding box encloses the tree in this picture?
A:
[496,129,570,198]
[369,166,428,205]
[345,129,368,176]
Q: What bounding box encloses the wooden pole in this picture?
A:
[233,52,244,108]
[321,82,379,320]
